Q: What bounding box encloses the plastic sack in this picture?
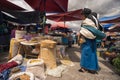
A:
[46,65,67,77]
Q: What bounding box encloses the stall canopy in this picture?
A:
[0,0,24,10]
[99,14,120,23]
[102,23,115,31]
[46,9,83,22]
[1,10,44,25]
[25,0,68,12]
[51,22,72,32]
[51,22,68,28]
[1,0,120,29]
[1,0,120,17]
[0,0,68,25]
[108,24,120,32]
[0,0,68,13]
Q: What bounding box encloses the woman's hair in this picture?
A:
[91,12,97,18]
[87,12,98,25]
[82,8,92,18]
[93,12,103,31]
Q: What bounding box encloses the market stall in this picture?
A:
[6,25,73,79]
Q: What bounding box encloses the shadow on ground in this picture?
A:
[99,59,120,76]
[66,44,80,62]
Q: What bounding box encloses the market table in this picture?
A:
[19,41,40,58]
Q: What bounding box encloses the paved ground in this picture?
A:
[45,44,120,80]
[0,44,120,80]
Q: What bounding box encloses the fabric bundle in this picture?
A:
[8,54,23,65]
[0,69,10,80]
[80,27,96,39]
[0,61,18,73]
[82,25,106,40]
[80,16,106,40]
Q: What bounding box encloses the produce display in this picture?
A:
[9,72,34,80]
[29,59,41,63]
[13,73,30,80]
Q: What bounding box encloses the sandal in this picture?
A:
[88,70,98,74]
[78,68,87,72]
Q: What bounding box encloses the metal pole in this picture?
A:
[43,0,46,35]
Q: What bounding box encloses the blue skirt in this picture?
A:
[80,38,99,71]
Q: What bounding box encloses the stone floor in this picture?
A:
[0,44,120,80]
[45,44,120,80]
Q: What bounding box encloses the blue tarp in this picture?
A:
[102,23,115,31]
[99,14,120,31]
[99,14,120,22]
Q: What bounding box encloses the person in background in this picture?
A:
[11,26,17,38]
[67,31,73,47]
[23,32,32,41]
[79,8,106,74]
[72,32,77,44]
[29,26,37,37]
[29,26,36,33]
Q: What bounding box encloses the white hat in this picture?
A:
[80,27,96,39]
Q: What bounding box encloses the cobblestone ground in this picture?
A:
[0,45,120,80]
[46,44,120,80]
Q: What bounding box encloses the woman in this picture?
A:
[11,27,17,38]
[79,8,106,74]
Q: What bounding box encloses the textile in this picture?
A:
[0,61,18,73]
[80,27,96,39]
[80,38,99,71]
[82,25,106,40]
[8,54,23,65]
[0,69,10,80]
[82,18,97,29]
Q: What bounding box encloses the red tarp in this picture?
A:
[25,0,68,12]
[46,9,83,22]
[0,0,68,13]
[51,22,68,29]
